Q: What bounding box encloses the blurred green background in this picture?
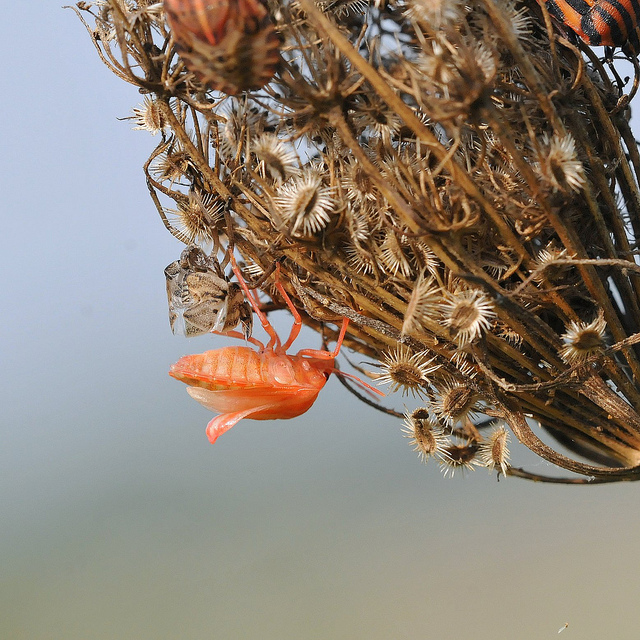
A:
[2,4,640,639]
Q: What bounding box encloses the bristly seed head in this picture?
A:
[501,0,532,41]
[478,426,511,476]
[252,133,299,183]
[342,160,379,204]
[534,133,585,193]
[165,190,224,245]
[402,271,442,335]
[378,345,439,397]
[274,169,336,237]
[533,246,571,283]
[559,311,607,364]
[433,379,480,426]
[219,102,269,159]
[402,408,451,463]
[403,0,466,30]
[439,443,478,477]
[131,96,168,135]
[379,231,413,278]
[442,289,496,346]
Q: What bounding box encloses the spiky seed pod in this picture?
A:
[533,133,585,194]
[164,0,281,95]
[478,426,510,476]
[273,170,336,237]
[402,271,441,336]
[433,380,480,426]
[218,102,269,159]
[403,0,466,30]
[378,346,440,397]
[165,190,225,245]
[533,246,571,283]
[131,96,168,135]
[402,408,451,463]
[441,289,496,346]
[252,133,299,183]
[379,231,413,278]
[559,312,607,364]
[439,444,478,477]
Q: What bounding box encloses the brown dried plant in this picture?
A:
[71,0,640,483]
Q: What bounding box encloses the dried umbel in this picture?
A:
[74,0,640,483]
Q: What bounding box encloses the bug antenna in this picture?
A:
[334,368,401,416]
[331,367,385,398]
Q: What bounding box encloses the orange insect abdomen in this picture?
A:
[170,346,334,421]
[169,346,332,392]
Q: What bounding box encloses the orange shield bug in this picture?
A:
[169,254,384,444]
[164,0,281,94]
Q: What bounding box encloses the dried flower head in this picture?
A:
[378,345,439,397]
[534,133,585,193]
[433,379,480,426]
[342,159,379,204]
[252,133,299,183]
[379,231,413,278]
[274,169,336,237]
[402,271,442,335]
[416,40,457,87]
[219,102,269,159]
[131,96,168,135]
[441,289,496,346]
[352,95,402,142]
[402,408,451,463]
[501,0,532,41]
[533,246,571,283]
[461,42,498,84]
[439,444,478,477]
[478,426,511,476]
[317,0,369,17]
[403,0,466,30]
[151,142,195,183]
[165,190,225,245]
[559,311,607,364]
[345,237,378,275]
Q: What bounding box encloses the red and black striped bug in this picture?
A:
[164,0,281,95]
[543,0,640,49]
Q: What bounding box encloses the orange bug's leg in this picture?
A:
[205,403,281,444]
[228,252,281,351]
[296,318,385,397]
[296,318,350,360]
[272,263,302,352]
[212,329,265,350]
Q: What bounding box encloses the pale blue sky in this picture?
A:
[2,4,640,639]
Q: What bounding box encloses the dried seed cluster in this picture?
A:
[74,0,640,483]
